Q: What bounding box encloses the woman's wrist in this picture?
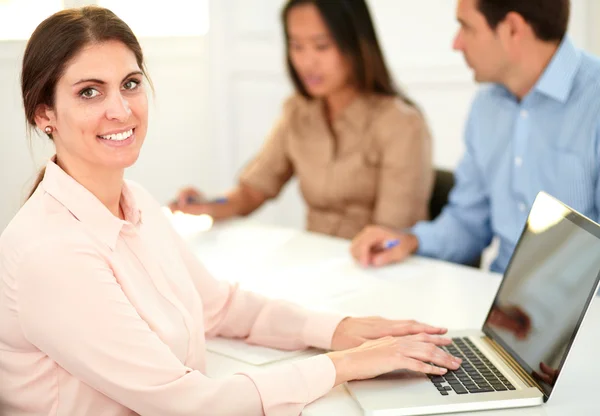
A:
[208,202,237,220]
[326,351,351,386]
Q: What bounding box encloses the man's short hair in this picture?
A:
[477,0,570,42]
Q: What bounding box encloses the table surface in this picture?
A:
[187,220,599,416]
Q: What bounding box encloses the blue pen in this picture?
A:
[186,196,228,205]
[211,197,228,204]
[382,239,400,250]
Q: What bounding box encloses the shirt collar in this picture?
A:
[534,36,581,103]
[300,94,372,131]
[41,157,142,250]
[336,94,371,130]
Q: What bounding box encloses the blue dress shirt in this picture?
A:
[413,37,600,273]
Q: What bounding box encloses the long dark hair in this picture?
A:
[21,6,151,199]
[281,0,413,105]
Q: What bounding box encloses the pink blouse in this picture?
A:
[0,160,345,415]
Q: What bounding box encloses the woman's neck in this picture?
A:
[324,86,359,122]
[56,155,125,219]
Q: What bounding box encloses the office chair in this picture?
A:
[429,169,454,221]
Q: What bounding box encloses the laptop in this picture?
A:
[347,191,600,415]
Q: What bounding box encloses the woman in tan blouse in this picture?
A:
[172,0,433,239]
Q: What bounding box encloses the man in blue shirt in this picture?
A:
[351,0,600,273]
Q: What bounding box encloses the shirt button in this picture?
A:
[519,203,527,213]
[520,109,529,118]
[514,157,523,167]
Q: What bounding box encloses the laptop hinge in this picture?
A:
[481,336,545,393]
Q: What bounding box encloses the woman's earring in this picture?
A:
[44,126,53,135]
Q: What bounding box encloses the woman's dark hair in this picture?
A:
[21,6,151,199]
[477,0,570,42]
[281,0,413,104]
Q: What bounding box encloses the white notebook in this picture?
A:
[205,337,316,365]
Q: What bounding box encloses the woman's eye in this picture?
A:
[123,80,140,90]
[80,88,100,99]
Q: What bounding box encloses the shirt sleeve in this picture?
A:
[170,227,346,351]
[169,223,346,414]
[371,103,433,229]
[16,238,340,416]
[412,98,494,265]
[238,98,296,198]
[594,120,600,220]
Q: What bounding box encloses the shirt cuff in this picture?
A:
[411,220,440,258]
[302,310,347,350]
[239,354,336,415]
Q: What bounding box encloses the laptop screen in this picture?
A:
[483,192,600,399]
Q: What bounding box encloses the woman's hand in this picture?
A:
[168,184,265,220]
[169,187,213,216]
[327,335,462,385]
[331,316,449,350]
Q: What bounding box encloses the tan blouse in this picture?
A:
[239,94,433,239]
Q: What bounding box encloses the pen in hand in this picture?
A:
[186,196,228,205]
[381,239,400,250]
[365,238,401,266]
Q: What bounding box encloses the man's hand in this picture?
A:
[351,226,418,267]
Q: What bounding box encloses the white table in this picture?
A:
[187,220,600,416]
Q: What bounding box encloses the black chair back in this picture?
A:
[429,168,481,268]
[429,169,454,221]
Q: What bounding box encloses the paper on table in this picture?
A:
[220,257,371,305]
[205,337,316,365]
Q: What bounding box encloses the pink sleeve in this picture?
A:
[171,232,347,413]
[16,239,337,415]
[172,230,345,350]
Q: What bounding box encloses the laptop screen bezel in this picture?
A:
[482,193,600,401]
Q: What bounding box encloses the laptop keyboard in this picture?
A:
[428,337,516,396]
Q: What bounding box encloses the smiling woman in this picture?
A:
[22,7,152,205]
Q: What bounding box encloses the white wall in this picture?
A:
[0,0,596,232]
[0,41,53,231]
